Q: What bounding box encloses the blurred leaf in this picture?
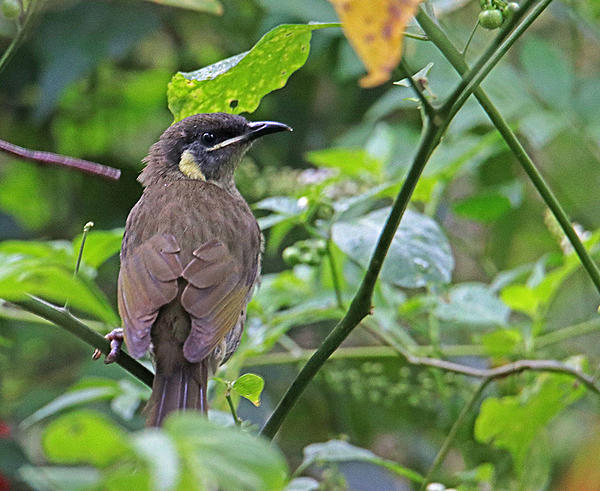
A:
[481,329,523,357]
[232,373,265,406]
[0,163,53,230]
[332,207,454,288]
[329,0,424,87]
[21,385,118,428]
[131,429,180,491]
[286,477,320,491]
[453,194,512,223]
[168,23,336,121]
[19,466,102,491]
[300,440,423,483]
[43,410,130,468]
[254,196,306,215]
[165,412,288,490]
[435,283,510,327]
[305,148,383,179]
[520,37,574,109]
[72,228,123,269]
[475,364,586,473]
[34,1,160,118]
[500,284,539,318]
[111,379,149,420]
[145,0,223,14]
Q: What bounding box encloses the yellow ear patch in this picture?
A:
[179,150,206,181]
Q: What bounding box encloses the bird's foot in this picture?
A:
[92,328,124,364]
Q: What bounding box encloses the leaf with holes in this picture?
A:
[168,23,337,121]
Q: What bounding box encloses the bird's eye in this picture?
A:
[201,132,216,146]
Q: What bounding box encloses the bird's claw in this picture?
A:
[92,328,124,364]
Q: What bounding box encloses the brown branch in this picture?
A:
[0,138,121,180]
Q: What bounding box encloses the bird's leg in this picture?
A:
[92,328,124,364]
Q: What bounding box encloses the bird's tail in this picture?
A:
[145,360,208,427]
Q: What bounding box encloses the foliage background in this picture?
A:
[1,0,600,489]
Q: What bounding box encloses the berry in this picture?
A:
[1,0,20,19]
[479,9,504,29]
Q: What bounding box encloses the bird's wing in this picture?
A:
[118,233,183,358]
[180,240,250,363]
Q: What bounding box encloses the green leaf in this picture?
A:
[435,283,510,327]
[72,229,123,269]
[331,208,454,288]
[232,373,265,407]
[145,0,223,14]
[520,38,574,109]
[500,284,539,318]
[453,194,512,223]
[475,364,586,473]
[299,440,423,483]
[131,429,180,491]
[19,466,102,491]
[20,385,118,428]
[481,329,523,357]
[165,412,288,490]
[305,148,383,179]
[43,410,130,468]
[168,23,337,121]
[285,477,320,491]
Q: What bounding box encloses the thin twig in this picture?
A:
[0,139,121,180]
[420,380,491,490]
[397,59,436,120]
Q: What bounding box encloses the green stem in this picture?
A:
[0,0,41,75]
[326,238,345,310]
[416,8,600,297]
[14,296,154,387]
[535,317,600,348]
[226,391,241,426]
[420,380,491,490]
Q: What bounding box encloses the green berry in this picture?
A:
[313,239,327,256]
[503,2,519,19]
[299,252,320,266]
[282,247,301,266]
[1,0,20,19]
[479,9,504,29]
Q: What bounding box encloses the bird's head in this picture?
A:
[140,113,292,189]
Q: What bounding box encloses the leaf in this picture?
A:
[145,0,223,14]
[453,194,512,223]
[305,148,383,179]
[475,365,586,473]
[43,410,130,468]
[300,440,423,483]
[72,228,123,269]
[19,466,102,491]
[481,329,523,357]
[168,23,336,121]
[285,477,320,491]
[20,385,118,428]
[328,0,424,87]
[331,207,454,288]
[232,373,265,407]
[165,413,288,490]
[131,429,180,491]
[520,37,574,109]
[435,283,510,327]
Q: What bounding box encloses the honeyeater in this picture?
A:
[117,113,291,426]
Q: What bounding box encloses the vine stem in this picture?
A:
[260,0,552,440]
[419,380,491,491]
[415,5,600,296]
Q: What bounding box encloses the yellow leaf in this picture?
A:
[329,0,423,87]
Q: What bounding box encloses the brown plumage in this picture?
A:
[118,113,291,426]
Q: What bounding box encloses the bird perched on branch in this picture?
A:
[109,113,291,426]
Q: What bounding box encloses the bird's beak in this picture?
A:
[206,120,292,152]
[245,121,293,141]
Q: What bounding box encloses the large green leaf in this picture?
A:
[72,228,123,269]
[475,362,586,473]
[43,410,130,468]
[331,207,454,288]
[168,23,337,121]
[305,148,383,179]
[435,283,510,327]
[165,413,288,490]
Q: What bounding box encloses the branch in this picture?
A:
[0,139,121,180]
[14,296,154,387]
[260,0,553,440]
[415,7,600,296]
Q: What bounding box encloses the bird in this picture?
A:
[113,112,291,426]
